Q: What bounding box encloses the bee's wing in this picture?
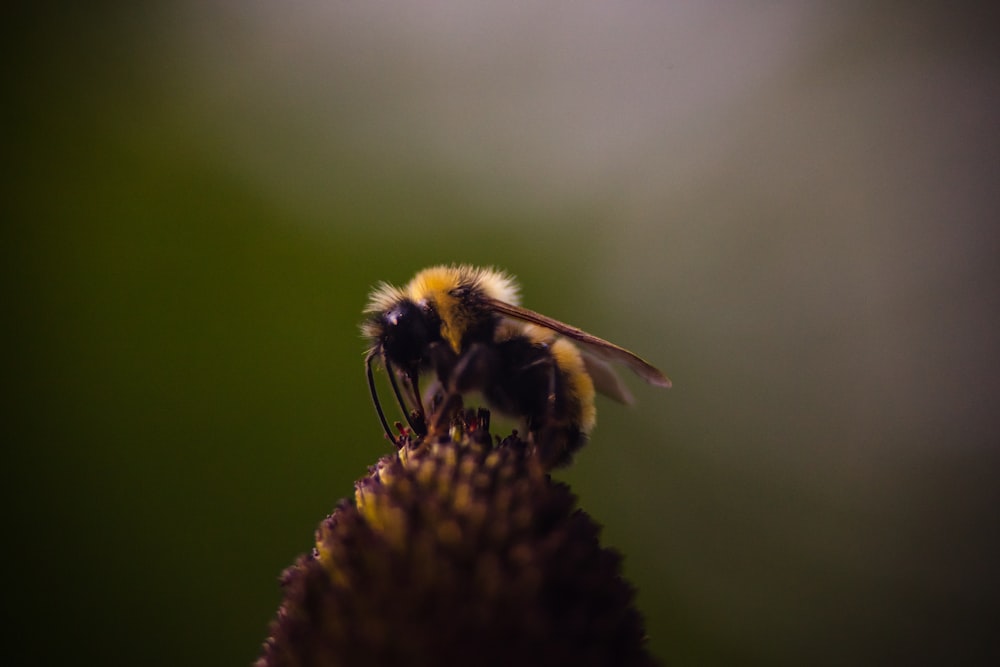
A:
[579,349,635,405]
[483,297,672,389]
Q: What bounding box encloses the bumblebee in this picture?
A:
[361,265,670,468]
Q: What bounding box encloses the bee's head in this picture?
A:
[371,298,442,367]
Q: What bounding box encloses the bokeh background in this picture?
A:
[6,2,999,665]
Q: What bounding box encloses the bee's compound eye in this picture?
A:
[384,301,417,330]
[381,300,439,364]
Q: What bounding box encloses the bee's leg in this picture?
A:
[404,368,427,433]
[524,352,584,469]
[447,343,496,394]
[428,343,486,435]
[385,358,423,436]
[530,355,565,467]
[427,341,458,386]
[426,391,464,438]
[509,348,557,425]
[427,343,496,437]
[422,378,446,415]
[544,351,557,420]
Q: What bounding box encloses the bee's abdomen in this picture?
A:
[481,335,594,468]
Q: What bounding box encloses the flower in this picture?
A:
[257,410,658,667]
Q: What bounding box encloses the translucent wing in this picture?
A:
[580,349,635,404]
[483,296,672,389]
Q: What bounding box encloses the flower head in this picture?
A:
[257,411,658,667]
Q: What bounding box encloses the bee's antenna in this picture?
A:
[366,350,394,441]
[384,356,422,435]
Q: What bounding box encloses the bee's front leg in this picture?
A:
[449,343,504,394]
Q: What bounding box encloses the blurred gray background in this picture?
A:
[5,2,998,665]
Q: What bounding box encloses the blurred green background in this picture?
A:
[5,3,998,665]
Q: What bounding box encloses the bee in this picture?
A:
[361,265,670,468]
